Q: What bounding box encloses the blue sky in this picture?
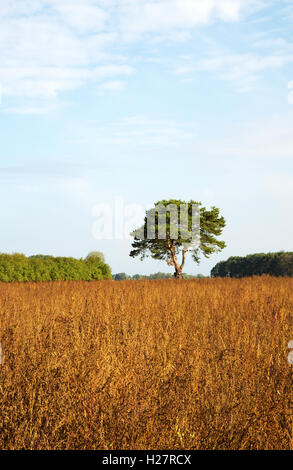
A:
[1,0,293,275]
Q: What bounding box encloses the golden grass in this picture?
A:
[0,277,292,450]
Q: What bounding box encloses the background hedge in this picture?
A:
[0,253,112,282]
[211,251,293,278]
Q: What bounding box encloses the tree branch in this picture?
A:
[180,249,187,271]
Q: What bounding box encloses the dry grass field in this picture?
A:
[0,277,292,450]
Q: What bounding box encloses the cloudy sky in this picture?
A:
[1,0,293,275]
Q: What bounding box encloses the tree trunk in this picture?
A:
[168,240,187,280]
[174,249,187,279]
[168,240,181,279]
[174,267,182,279]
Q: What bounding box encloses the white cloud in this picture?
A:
[0,63,134,99]
[67,110,293,161]
[174,52,293,92]
[0,0,268,101]
[252,37,291,49]
[4,103,59,115]
[52,2,108,34]
[91,65,134,80]
[98,80,127,92]
[150,31,192,44]
[118,0,265,36]
[0,1,130,100]
[69,115,198,147]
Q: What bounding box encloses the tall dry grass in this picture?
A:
[0,277,292,450]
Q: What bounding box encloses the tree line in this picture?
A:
[0,252,112,282]
[113,272,206,280]
[211,252,293,278]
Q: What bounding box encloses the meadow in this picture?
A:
[0,277,292,450]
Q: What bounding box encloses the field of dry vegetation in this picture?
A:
[0,277,292,450]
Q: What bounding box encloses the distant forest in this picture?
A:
[113,272,205,280]
[0,253,112,282]
[211,252,293,278]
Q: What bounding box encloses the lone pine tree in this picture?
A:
[130,199,226,279]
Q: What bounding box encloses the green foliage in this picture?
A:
[85,251,105,264]
[113,273,130,280]
[211,251,293,278]
[0,252,112,282]
[130,199,226,278]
